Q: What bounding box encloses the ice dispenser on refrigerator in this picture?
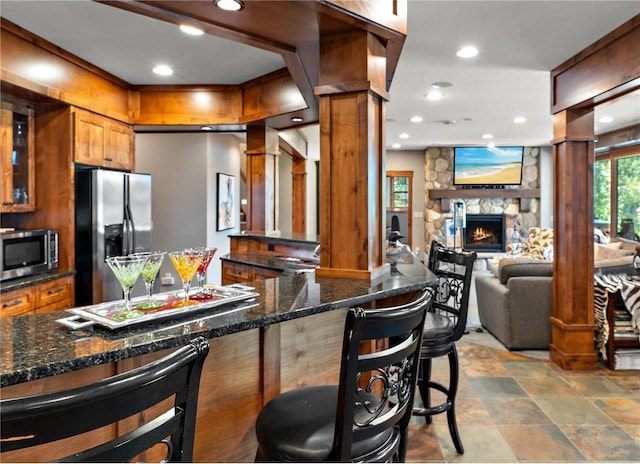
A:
[75,168,152,306]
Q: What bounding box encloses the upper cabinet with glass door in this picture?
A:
[1,98,35,212]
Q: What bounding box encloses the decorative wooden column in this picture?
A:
[549,108,598,370]
[314,30,389,280]
[291,157,307,234]
[548,15,639,370]
[246,124,279,233]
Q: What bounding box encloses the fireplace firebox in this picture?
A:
[464,214,505,252]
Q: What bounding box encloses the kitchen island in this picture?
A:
[1,263,435,462]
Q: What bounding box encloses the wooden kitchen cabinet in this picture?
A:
[252,266,282,281]
[73,108,134,170]
[221,261,282,285]
[1,287,35,318]
[1,97,36,213]
[35,276,74,313]
[222,261,252,284]
[1,275,74,318]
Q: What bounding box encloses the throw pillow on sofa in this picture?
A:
[522,227,554,259]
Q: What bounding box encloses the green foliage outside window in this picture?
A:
[392,177,409,208]
[594,154,640,239]
[616,155,640,238]
[593,159,610,223]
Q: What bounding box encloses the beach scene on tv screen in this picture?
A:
[454,146,523,185]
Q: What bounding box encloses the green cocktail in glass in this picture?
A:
[106,254,148,311]
[133,251,166,310]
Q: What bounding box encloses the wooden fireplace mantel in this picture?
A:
[428,188,540,212]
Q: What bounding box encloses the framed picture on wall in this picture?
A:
[217,173,235,231]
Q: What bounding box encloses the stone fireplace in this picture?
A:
[464,214,505,252]
[424,146,543,248]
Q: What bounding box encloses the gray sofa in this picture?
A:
[476,241,639,350]
[476,259,553,350]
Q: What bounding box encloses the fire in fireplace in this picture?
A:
[464,214,505,252]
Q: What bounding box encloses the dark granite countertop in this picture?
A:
[0,269,76,293]
[0,264,435,387]
[228,231,319,246]
[221,253,318,274]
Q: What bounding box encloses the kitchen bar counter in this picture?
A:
[1,263,433,387]
[228,231,319,246]
[1,263,434,462]
[221,252,318,274]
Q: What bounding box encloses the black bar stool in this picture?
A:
[255,289,433,462]
[413,243,477,454]
[1,337,209,462]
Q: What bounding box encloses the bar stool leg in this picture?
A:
[447,345,464,454]
[417,358,433,424]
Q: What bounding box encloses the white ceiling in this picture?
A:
[2,0,639,150]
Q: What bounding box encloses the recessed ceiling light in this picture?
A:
[399,133,410,139]
[201,126,213,131]
[482,134,493,139]
[426,90,443,101]
[513,116,527,123]
[152,64,173,76]
[214,0,244,11]
[599,116,614,123]
[391,143,402,149]
[456,46,478,58]
[410,116,423,123]
[431,81,453,88]
[180,25,204,36]
[291,116,303,122]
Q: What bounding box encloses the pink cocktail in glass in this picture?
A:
[191,247,217,300]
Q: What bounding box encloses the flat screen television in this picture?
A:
[453,146,524,186]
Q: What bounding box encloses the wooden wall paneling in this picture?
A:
[242,69,308,122]
[132,85,241,125]
[0,19,131,123]
[260,324,281,405]
[551,15,640,113]
[279,308,346,392]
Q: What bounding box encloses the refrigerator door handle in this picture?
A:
[123,175,133,255]
[126,203,136,254]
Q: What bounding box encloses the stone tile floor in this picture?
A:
[406,330,640,462]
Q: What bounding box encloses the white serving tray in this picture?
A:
[57,284,258,330]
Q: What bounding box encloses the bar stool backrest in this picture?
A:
[1,337,209,462]
[333,288,433,461]
[430,245,477,341]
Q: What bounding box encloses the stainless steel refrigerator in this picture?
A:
[75,168,153,306]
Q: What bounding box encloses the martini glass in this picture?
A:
[168,249,204,307]
[134,251,166,310]
[106,255,148,311]
[191,247,217,300]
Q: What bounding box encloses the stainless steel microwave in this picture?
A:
[0,229,59,281]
